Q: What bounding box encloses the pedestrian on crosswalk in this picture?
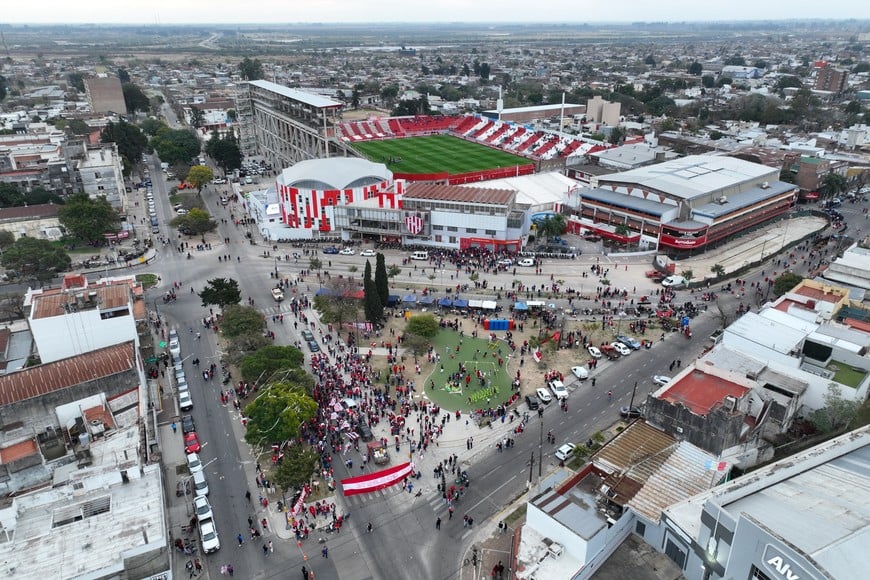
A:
[435,517,441,530]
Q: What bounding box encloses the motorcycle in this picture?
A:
[176,479,191,497]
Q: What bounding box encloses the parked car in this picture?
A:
[600,345,620,360]
[192,469,209,497]
[181,414,195,434]
[360,249,376,257]
[184,432,202,454]
[212,177,227,184]
[194,495,214,522]
[570,366,589,381]
[587,346,602,359]
[517,258,535,267]
[187,452,203,474]
[497,258,513,267]
[178,390,193,411]
[549,379,569,400]
[199,519,221,553]
[169,338,181,356]
[535,388,553,404]
[661,275,686,288]
[609,342,631,356]
[653,375,672,386]
[620,406,643,419]
[339,248,356,255]
[525,394,541,410]
[615,334,642,350]
[322,247,340,254]
[555,443,576,461]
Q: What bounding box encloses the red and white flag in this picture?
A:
[341,462,413,496]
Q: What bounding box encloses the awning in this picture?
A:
[468,299,483,309]
[387,295,400,306]
[438,298,453,307]
[481,301,497,310]
[527,301,545,308]
[453,299,469,308]
[402,294,417,303]
[419,296,435,305]
[513,302,528,311]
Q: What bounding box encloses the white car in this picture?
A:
[187,452,203,474]
[193,495,213,522]
[549,379,568,400]
[555,443,576,461]
[199,519,220,553]
[212,178,227,184]
[360,249,376,257]
[497,258,513,267]
[339,248,355,255]
[610,342,631,356]
[178,390,193,411]
[653,375,672,386]
[517,258,535,267]
[571,366,589,381]
[169,338,181,357]
[192,469,209,497]
[535,388,553,404]
[587,346,602,359]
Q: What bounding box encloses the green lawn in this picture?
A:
[420,329,515,412]
[827,360,867,389]
[352,134,530,176]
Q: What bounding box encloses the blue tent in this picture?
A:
[419,296,435,305]
[454,299,469,308]
[402,294,417,304]
[513,302,528,311]
[315,287,335,296]
[387,295,400,307]
[438,297,453,307]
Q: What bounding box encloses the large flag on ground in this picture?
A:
[341,462,413,496]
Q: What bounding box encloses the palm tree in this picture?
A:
[710,264,725,278]
[821,172,848,200]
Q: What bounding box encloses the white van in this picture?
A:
[661,275,686,288]
[411,251,429,261]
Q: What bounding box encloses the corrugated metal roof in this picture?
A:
[32,284,131,319]
[0,342,135,405]
[627,441,722,521]
[248,80,343,109]
[593,420,678,487]
[405,183,515,205]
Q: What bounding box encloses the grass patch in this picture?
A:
[421,329,515,412]
[827,360,867,389]
[352,134,529,176]
[136,273,159,289]
[52,240,99,254]
[504,504,527,527]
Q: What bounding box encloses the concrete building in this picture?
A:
[590,142,677,171]
[585,96,621,127]
[84,76,126,115]
[0,203,63,241]
[813,64,848,94]
[77,144,126,209]
[25,273,144,364]
[482,103,585,125]
[568,155,797,254]
[823,242,870,291]
[0,133,78,197]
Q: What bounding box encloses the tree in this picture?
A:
[680,269,694,285]
[406,314,439,338]
[271,444,320,495]
[0,75,7,101]
[57,194,119,244]
[363,276,383,325]
[172,208,217,235]
[150,128,200,166]
[117,68,131,83]
[0,230,14,251]
[809,384,859,433]
[239,58,265,81]
[186,165,214,192]
[205,135,242,174]
[710,264,726,278]
[242,381,318,446]
[687,62,703,76]
[1,237,71,281]
[66,119,92,136]
[773,272,803,296]
[314,277,361,333]
[821,172,848,199]
[122,83,150,114]
[403,332,430,357]
[140,118,166,136]
[387,264,402,279]
[724,56,746,66]
[67,72,85,92]
[239,345,307,385]
[374,253,389,306]
[479,63,491,80]
[189,105,205,129]
[644,55,656,66]
[101,120,148,174]
[199,277,242,308]
[226,333,271,365]
[701,75,715,89]
[0,184,63,207]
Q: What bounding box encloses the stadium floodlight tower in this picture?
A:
[497,85,504,121]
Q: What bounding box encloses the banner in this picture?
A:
[341,462,413,496]
[291,487,308,517]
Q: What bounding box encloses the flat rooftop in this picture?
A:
[659,369,750,415]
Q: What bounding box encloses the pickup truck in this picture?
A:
[645,270,666,280]
[600,344,621,360]
[271,287,284,301]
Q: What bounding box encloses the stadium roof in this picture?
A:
[483,103,583,116]
[596,155,776,201]
[582,187,671,217]
[247,80,343,109]
[405,183,515,205]
[692,181,796,219]
[277,158,391,191]
[462,171,577,206]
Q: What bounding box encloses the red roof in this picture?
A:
[659,370,749,416]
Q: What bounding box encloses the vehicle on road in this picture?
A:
[549,379,569,400]
[620,406,643,419]
[661,275,686,288]
[181,414,195,434]
[497,258,513,267]
[609,342,631,356]
[169,338,181,357]
[360,249,376,257]
[322,247,339,254]
[357,419,374,441]
[178,390,193,411]
[339,248,355,255]
[271,287,284,301]
[186,452,204,474]
[212,177,227,184]
[367,440,390,464]
[517,258,535,267]
[555,443,576,461]
[301,329,314,342]
[194,495,214,522]
[600,345,620,360]
[645,270,666,280]
[570,366,589,380]
[615,334,642,350]
[535,388,553,404]
[307,340,321,352]
[192,469,209,497]
[587,346,602,359]
[411,251,429,260]
[653,375,672,386]
[184,432,202,454]
[525,394,541,410]
[199,519,220,553]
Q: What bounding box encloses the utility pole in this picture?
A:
[628,381,638,413]
[528,452,535,485]
[538,416,544,479]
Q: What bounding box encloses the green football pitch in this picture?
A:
[352,134,530,176]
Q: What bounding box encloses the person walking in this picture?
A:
[171,421,177,433]
[366,522,373,533]
[321,545,329,558]
[435,517,441,530]
[301,566,309,580]
[236,533,244,547]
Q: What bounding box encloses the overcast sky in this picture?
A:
[4,1,870,25]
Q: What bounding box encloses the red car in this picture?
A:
[184,432,201,454]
